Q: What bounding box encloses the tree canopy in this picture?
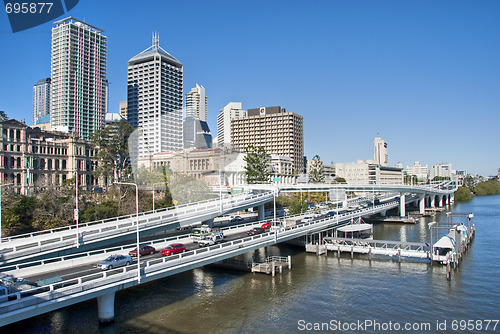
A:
[244,145,271,184]
[90,120,135,184]
[454,186,472,202]
[474,179,500,196]
[309,155,324,183]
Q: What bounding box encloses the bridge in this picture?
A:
[0,182,457,326]
[248,181,458,218]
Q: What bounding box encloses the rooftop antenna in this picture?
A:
[152,31,159,50]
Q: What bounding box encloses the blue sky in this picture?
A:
[1,0,499,176]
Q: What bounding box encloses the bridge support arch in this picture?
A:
[97,291,115,324]
[258,204,265,221]
[399,193,406,218]
[418,194,425,215]
[203,218,214,229]
[437,195,444,208]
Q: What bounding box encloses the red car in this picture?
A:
[261,222,272,229]
[161,243,186,256]
[129,245,156,257]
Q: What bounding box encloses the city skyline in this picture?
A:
[0,1,499,176]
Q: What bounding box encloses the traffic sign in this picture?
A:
[231,187,245,194]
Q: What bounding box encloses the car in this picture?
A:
[325,211,336,217]
[247,227,265,236]
[198,232,224,247]
[129,245,156,257]
[97,255,133,270]
[261,221,272,229]
[301,216,314,223]
[230,216,244,223]
[161,243,186,256]
[312,212,323,218]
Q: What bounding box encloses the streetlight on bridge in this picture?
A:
[115,181,141,283]
[152,182,164,212]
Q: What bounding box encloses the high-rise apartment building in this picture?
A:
[185,84,207,122]
[374,137,388,166]
[217,102,246,147]
[430,163,453,180]
[33,78,51,125]
[50,17,107,139]
[127,34,183,156]
[231,106,304,173]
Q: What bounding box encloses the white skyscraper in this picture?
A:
[33,78,51,125]
[127,34,183,156]
[217,102,246,147]
[185,84,207,122]
[374,137,388,166]
[50,17,107,139]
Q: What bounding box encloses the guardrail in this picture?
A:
[0,200,401,326]
[0,201,400,304]
[0,191,274,263]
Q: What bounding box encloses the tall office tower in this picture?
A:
[217,102,246,147]
[33,78,51,125]
[127,34,183,156]
[374,137,388,166]
[183,116,212,149]
[50,17,107,139]
[231,106,304,173]
[185,84,207,122]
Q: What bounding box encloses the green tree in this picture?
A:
[474,179,500,196]
[90,120,134,184]
[463,176,475,192]
[32,184,75,230]
[404,174,418,185]
[334,177,346,184]
[81,201,119,222]
[288,199,308,215]
[1,194,38,236]
[309,155,324,183]
[169,174,211,205]
[454,186,472,202]
[244,145,271,184]
[432,176,451,182]
[154,165,174,209]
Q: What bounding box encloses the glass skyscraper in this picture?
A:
[50,17,107,139]
[33,78,51,125]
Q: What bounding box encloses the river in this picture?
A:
[5,194,500,333]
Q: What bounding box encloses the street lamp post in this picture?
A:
[115,182,141,283]
[0,183,14,243]
[152,182,163,212]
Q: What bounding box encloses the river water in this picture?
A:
[5,195,500,333]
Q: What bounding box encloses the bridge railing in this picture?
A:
[1,191,273,246]
[0,200,402,317]
[0,191,275,265]
[0,191,267,243]
[324,237,429,252]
